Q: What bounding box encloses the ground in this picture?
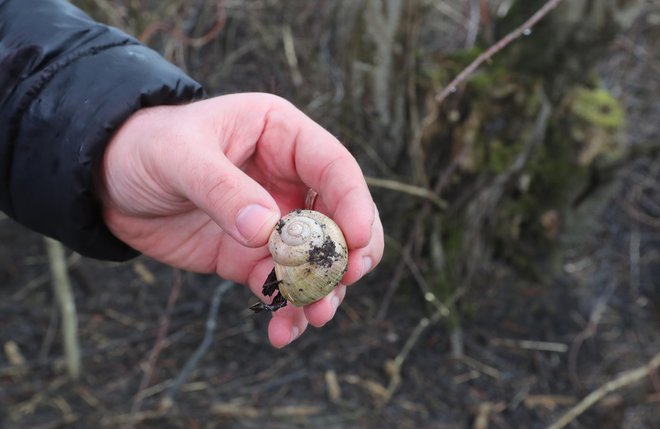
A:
[1,1,659,428]
[1,160,658,429]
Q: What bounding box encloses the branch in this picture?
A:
[375,142,469,321]
[547,352,660,429]
[568,279,617,389]
[365,176,447,210]
[127,269,184,428]
[380,286,466,406]
[435,0,565,104]
[162,280,235,406]
[490,337,568,353]
[44,237,81,380]
[139,0,226,48]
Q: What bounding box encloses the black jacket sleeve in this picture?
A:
[0,0,205,260]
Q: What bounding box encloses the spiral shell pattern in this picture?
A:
[269,212,325,267]
[267,210,348,306]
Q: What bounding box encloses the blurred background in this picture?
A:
[1,0,659,428]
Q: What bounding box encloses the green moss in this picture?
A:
[429,220,464,297]
[430,270,451,300]
[489,139,524,173]
[443,224,464,265]
[570,87,625,129]
[471,68,525,100]
[487,112,593,277]
[421,46,625,283]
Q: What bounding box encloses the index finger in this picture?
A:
[297,136,374,249]
[258,97,376,250]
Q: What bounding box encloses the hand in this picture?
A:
[99,93,384,348]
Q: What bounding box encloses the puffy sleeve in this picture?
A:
[0,0,205,260]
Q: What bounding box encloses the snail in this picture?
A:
[250,209,348,312]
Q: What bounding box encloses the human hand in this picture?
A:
[99,93,384,347]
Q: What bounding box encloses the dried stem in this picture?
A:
[568,279,617,389]
[548,352,660,429]
[380,287,466,406]
[139,0,226,48]
[365,176,447,210]
[162,280,234,405]
[44,237,81,381]
[126,269,184,428]
[375,143,469,321]
[490,338,568,353]
[282,25,303,86]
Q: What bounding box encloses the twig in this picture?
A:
[341,374,389,401]
[181,0,208,37]
[13,252,80,300]
[523,395,576,410]
[126,269,184,429]
[325,370,342,403]
[460,355,502,380]
[375,143,468,321]
[162,280,235,406]
[101,409,169,427]
[30,413,78,429]
[44,237,81,381]
[620,196,660,228]
[236,369,309,396]
[365,176,447,210]
[139,0,226,48]
[615,35,660,76]
[364,0,404,126]
[568,279,617,389]
[384,232,446,315]
[450,323,464,359]
[381,287,466,405]
[405,3,427,186]
[547,352,660,429]
[433,1,467,26]
[38,298,59,363]
[282,25,303,86]
[490,338,568,353]
[465,0,481,48]
[435,0,565,104]
[212,402,323,418]
[473,401,507,429]
[383,316,431,404]
[9,376,68,418]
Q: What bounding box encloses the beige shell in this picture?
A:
[268,210,348,306]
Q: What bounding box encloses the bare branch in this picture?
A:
[548,352,660,429]
[126,269,184,428]
[365,176,447,210]
[435,0,565,104]
[162,280,235,406]
[44,237,81,381]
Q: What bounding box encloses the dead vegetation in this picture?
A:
[1,1,659,428]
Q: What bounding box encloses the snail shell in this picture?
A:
[268,209,348,306]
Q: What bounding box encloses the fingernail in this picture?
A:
[362,256,373,277]
[290,326,300,343]
[331,294,340,310]
[236,204,277,243]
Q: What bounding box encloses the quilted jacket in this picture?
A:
[0,0,204,260]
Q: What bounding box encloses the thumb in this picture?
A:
[176,148,281,247]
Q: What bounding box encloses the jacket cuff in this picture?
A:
[9,42,204,260]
